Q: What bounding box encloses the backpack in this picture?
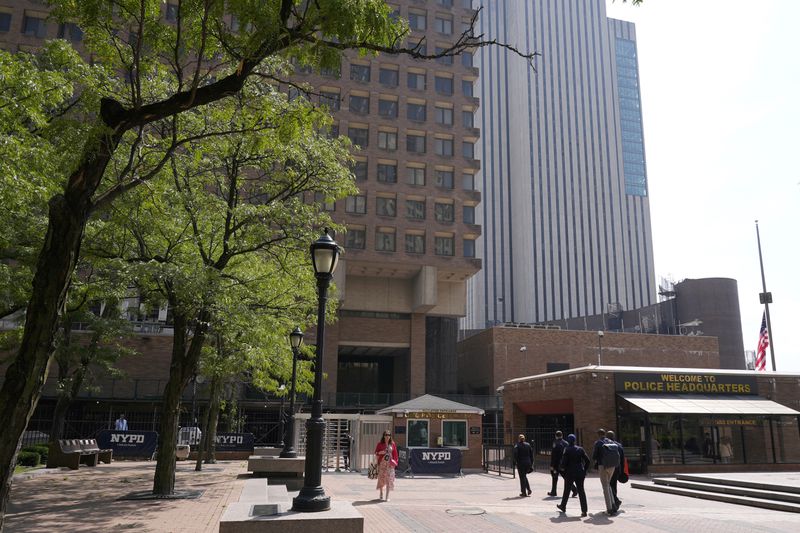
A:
[601,440,621,468]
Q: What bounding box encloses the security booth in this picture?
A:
[377,394,484,473]
[503,366,800,474]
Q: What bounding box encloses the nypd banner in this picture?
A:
[214,432,254,452]
[97,430,158,458]
[409,447,462,475]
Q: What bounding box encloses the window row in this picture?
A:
[349,160,476,190]
[345,228,476,257]
[322,194,476,224]
[345,127,475,157]
[0,12,83,42]
[319,91,475,127]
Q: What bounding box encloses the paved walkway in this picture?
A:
[6,463,800,532]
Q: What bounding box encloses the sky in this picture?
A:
[604,0,800,372]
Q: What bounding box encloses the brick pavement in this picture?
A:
[7,463,800,532]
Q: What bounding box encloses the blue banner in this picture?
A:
[409,447,462,475]
[96,430,158,458]
[214,432,254,452]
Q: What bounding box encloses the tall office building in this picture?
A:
[466,0,655,329]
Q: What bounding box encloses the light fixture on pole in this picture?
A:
[597,330,604,366]
[293,229,341,513]
[280,327,304,459]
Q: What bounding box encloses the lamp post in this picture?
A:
[597,330,604,366]
[277,384,286,449]
[280,327,304,458]
[293,230,340,513]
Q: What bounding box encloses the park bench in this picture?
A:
[78,439,113,464]
[47,439,100,470]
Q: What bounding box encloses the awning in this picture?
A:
[619,394,800,415]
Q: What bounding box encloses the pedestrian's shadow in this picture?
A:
[501,495,529,501]
[352,499,385,506]
[549,514,583,523]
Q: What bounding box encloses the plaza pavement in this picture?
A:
[6,461,800,532]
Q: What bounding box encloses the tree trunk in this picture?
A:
[204,378,222,464]
[0,132,119,527]
[152,310,209,495]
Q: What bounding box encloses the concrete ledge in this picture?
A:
[248,457,305,477]
[253,447,282,457]
[219,500,363,533]
[265,476,304,491]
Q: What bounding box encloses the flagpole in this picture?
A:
[755,220,776,371]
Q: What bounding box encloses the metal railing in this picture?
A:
[483,445,515,477]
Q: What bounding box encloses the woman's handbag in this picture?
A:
[367,461,378,480]
[618,458,630,483]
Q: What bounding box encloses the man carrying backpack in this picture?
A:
[606,430,625,510]
[592,428,621,516]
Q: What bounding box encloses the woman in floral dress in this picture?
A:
[374,430,399,501]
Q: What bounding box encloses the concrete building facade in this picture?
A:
[466,0,656,329]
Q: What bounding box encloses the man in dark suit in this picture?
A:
[548,430,577,497]
[513,433,534,497]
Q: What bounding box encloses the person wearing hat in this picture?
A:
[513,434,534,497]
[556,434,590,517]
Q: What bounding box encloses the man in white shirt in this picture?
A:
[115,414,128,431]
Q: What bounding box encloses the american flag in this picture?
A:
[755,312,769,371]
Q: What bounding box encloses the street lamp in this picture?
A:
[597,330,604,366]
[280,327,304,459]
[293,229,341,513]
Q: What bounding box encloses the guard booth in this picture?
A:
[294,413,392,472]
[377,394,484,472]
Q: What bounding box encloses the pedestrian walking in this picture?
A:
[556,434,590,517]
[548,430,576,498]
[592,428,621,515]
[374,431,399,501]
[513,434,534,497]
[605,430,625,510]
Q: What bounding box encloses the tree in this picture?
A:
[0,0,535,523]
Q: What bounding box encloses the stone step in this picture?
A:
[219,500,364,533]
[675,474,800,495]
[632,482,800,513]
[654,478,800,504]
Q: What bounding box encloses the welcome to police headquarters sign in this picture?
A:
[615,372,758,395]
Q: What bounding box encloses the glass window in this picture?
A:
[435,169,454,188]
[435,138,454,157]
[462,173,475,190]
[463,205,475,224]
[461,0,473,8]
[462,79,474,97]
[348,127,369,148]
[462,110,474,128]
[375,229,396,252]
[435,107,453,125]
[435,76,454,96]
[349,95,370,114]
[408,11,426,31]
[435,16,453,35]
[407,72,426,90]
[435,235,455,256]
[165,3,179,21]
[313,192,335,212]
[377,163,397,183]
[461,51,474,68]
[353,160,367,182]
[442,420,467,447]
[406,199,425,219]
[462,141,475,159]
[324,124,339,139]
[376,197,397,217]
[407,134,426,154]
[438,0,454,8]
[0,13,11,33]
[463,239,476,257]
[407,167,426,186]
[345,195,367,214]
[345,228,366,249]
[320,91,340,111]
[378,131,398,150]
[22,15,47,38]
[350,64,371,82]
[435,47,453,66]
[407,420,429,447]
[405,234,425,254]
[378,99,398,118]
[435,203,454,222]
[57,22,83,42]
[320,64,341,78]
[379,68,399,87]
[407,102,427,122]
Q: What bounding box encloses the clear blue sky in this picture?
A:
[605,0,800,372]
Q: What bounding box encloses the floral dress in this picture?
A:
[375,441,398,490]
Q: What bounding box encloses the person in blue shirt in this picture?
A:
[115,414,128,431]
